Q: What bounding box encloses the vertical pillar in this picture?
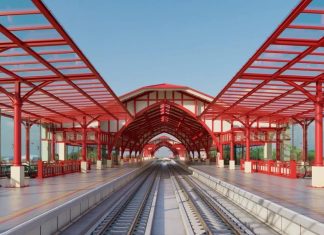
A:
[302,122,308,162]
[197,150,201,162]
[276,129,281,161]
[107,148,112,168]
[312,81,324,187]
[229,132,235,170]
[25,122,31,162]
[244,119,252,173]
[13,91,22,166]
[11,82,27,187]
[96,129,102,169]
[51,128,55,162]
[218,144,224,168]
[81,117,88,173]
[82,126,87,161]
[120,148,124,166]
[245,127,250,161]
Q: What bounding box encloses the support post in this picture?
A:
[25,122,31,163]
[244,118,252,173]
[81,117,88,173]
[229,132,235,170]
[51,127,55,162]
[218,144,224,168]
[276,129,281,161]
[312,81,324,187]
[97,130,102,169]
[300,120,312,162]
[11,82,28,187]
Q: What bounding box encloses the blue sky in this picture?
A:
[44,0,299,96]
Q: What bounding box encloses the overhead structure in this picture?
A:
[114,84,216,158]
[201,0,324,186]
[0,0,131,187]
[1,0,324,188]
[0,0,132,124]
[142,136,186,159]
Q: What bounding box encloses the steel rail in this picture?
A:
[91,165,158,235]
[170,163,254,235]
[128,168,160,235]
[167,164,206,235]
[169,164,215,234]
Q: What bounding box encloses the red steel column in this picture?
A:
[276,129,281,161]
[13,82,22,166]
[219,144,223,160]
[230,132,235,161]
[97,130,101,160]
[25,123,31,162]
[314,81,323,166]
[302,122,308,162]
[245,127,250,161]
[51,128,55,161]
[82,117,87,161]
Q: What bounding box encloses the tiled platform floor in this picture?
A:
[188,163,324,223]
[0,163,143,232]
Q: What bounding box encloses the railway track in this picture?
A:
[169,164,254,235]
[65,161,278,235]
[90,164,160,235]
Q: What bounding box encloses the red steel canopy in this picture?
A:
[117,100,213,154]
[0,0,132,124]
[201,0,324,124]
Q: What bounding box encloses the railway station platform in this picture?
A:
[188,163,324,223]
[0,163,143,233]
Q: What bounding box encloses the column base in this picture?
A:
[81,161,89,173]
[107,159,112,168]
[312,166,324,187]
[218,159,224,168]
[244,161,252,173]
[229,160,235,170]
[96,160,102,170]
[9,166,29,188]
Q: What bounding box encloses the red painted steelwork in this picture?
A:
[240,159,297,178]
[314,81,323,166]
[201,0,323,124]
[13,83,22,166]
[37,160,81,178]
[0,0,131,124]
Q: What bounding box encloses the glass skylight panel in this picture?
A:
[0,48,25,56]
[302,54,324,62]
[59,68,91,75]
[293,13,324,27]
[0,54,37,63]
[279,28,324,40]
[252,60,287,68]
[41,52,78,61]
[13,29,62,41]
[32,45,72,53]
[267,44,307,52]
[291,62,324,71]
[245,68,278,74]
[259,52,297,60]
[282,69,321,77]
[15,70,55,77]
[0,14,48,28]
